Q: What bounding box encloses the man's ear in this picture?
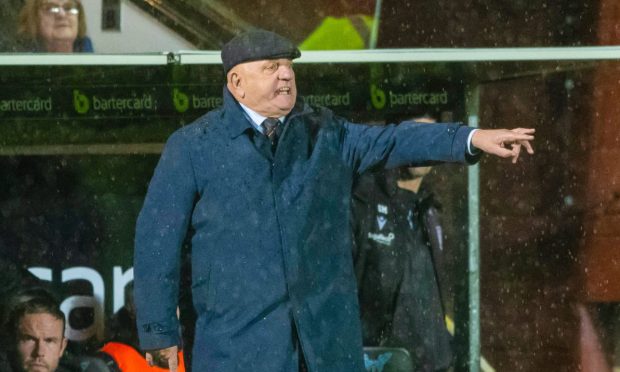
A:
[227,71,245,98]
[59,337,68,356]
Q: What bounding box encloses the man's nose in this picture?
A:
[32,340,50,358]
[278,65,293,80]
[32,341,45,357]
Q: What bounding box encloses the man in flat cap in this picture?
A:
[133,29,534,372]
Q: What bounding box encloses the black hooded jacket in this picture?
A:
[351,169,453,371]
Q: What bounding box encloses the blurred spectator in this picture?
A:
[17,0,93,52]
[0,251,58,372]
[3,294,75,372]
[352,119,453,371]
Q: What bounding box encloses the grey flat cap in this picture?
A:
[221,30,301,73]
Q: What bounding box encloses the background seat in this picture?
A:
[363,346,414,372]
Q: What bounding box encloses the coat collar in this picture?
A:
[221,86,312,139]
[222,87,253,139]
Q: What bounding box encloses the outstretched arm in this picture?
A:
[471,128,535,163]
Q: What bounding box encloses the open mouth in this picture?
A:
[277,87,291,95]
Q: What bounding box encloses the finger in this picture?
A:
[168,353,179,372]
[521,140,534,154]
[513,127,536,134]
[491,146,514,158]
[504,133,535,142]
[511,143,522,163]
[146,352,154,367]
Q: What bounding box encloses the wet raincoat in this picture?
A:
[134,87,477,371]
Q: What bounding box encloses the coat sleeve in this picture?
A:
[133,129,198,350]
[339,120,479,175]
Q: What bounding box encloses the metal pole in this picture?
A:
[369,0,383,49]
[466,84,481,372]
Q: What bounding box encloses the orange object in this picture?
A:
[101,342,186,372]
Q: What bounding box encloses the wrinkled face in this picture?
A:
[16,313,67,372]
[37,0,79,46]
[228,59,297,117]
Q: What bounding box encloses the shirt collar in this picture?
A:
[238,102,286,134]
[222,86,312,139]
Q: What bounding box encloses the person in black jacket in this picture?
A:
[352,158,453,371]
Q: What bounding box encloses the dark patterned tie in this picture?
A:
[262,117,281,146]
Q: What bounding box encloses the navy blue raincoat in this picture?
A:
[134,87,477,371]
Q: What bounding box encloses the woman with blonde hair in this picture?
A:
[17,0,93,52]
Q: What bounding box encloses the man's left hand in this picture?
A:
[472,128,535,163]
[145,346,179,371]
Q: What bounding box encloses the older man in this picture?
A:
[133,29,534,372]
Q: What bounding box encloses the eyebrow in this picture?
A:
[262,60,293,67]
[20,333,62,342]
[42,1,78,5]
